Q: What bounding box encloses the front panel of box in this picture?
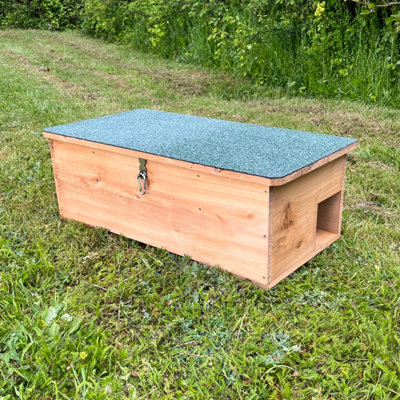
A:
[49,139,271,286]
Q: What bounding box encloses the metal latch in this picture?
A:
[137,158,147,195]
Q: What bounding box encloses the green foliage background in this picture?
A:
[0,0,82,29]
[1,0,400,106]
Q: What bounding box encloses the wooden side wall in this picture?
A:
[49,139,271,286]
[268,156,347,288]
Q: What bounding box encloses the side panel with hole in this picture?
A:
[268,156,346,288]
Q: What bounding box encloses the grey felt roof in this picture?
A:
[44,109,357,179]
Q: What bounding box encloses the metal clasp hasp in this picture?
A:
[137,158,147,195]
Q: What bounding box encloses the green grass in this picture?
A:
[1,29,400,399]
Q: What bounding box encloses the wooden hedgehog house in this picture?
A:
[43,109,357,289]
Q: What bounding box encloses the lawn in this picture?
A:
[1,29,400,399]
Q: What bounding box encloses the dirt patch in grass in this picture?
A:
[2,47,98,100]
[149,68,211,96]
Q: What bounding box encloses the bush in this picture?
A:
[0,0,83,30]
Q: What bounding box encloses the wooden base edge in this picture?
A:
[59,214,269,289]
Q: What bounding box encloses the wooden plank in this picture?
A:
[268,156,347,287]
[315,230,340,253]
[49,139,64,215]
[49,139,270,286]
[43,132,357,187]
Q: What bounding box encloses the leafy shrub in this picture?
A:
[0,0,83,29]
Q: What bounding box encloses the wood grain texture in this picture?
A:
[49,139,270,286]
[268,156,347,288]
[43,132,357,186]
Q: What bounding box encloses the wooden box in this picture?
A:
[43,109,357,289]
